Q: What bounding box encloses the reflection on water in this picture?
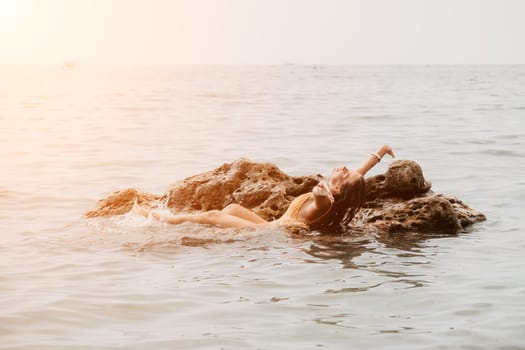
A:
[82,212,439,271]
[302,232,374,268]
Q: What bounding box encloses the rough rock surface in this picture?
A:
[162,158,322,220]
[85,188,160,218]
[85,158,486,234]
[355,160,486,234]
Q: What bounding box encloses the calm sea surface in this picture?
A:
[1,65,524,349]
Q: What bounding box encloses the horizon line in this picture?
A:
[1,62,524,66]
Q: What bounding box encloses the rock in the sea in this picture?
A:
[365,160,432,201]
[356,194,485,234]
[85,158,486,234]
[84,188,160,218]
[162,158,322,220]
[356,160,485,234]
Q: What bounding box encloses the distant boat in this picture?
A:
[62,61,78,70]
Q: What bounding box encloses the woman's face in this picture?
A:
[329,166,351,195]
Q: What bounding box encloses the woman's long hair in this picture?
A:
[311,175,366,233]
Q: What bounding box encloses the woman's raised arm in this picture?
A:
[355,144,395,176]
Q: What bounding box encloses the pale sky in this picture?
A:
[0,0,523,64]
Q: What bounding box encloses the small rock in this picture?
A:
[84,188,160,217]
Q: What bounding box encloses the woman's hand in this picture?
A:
[356,144,396,176]
[313,181,335,203]
[379,144,395,159]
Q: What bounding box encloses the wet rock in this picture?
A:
[356,195,462,234]
[85,158,486,234]
[356,160,485,234]
[84,188,160,218]
[162,158,322,220]
[365,160,432,201]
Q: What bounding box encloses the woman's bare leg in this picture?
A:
[132,200,260,228]
[221,204,268,224]
[167,210,260,228]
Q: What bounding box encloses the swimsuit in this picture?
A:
[278,192,332,226]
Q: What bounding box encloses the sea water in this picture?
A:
[1,65,524,349]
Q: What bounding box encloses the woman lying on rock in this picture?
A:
[133,145,395,231]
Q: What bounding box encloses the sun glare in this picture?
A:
[0,0,20,20]
[0,0,26,36]
[0,1,38,63]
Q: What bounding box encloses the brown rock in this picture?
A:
[356,160,485,234]
[365,160,432,201]
[85,158,486,235]
[356,195,461,234]
[84,188,160,218]
[162,158,322,220]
